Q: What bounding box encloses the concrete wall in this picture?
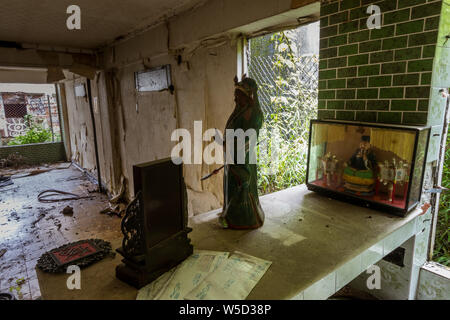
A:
[64,44,240,214]
[95,43,237,215]
[92,73,121,196]
[71,0,320,214]
[64,79,98,176]
[63,73,123,197]
[0,1,318,214]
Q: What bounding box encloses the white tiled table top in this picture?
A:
[36,184,423,300]
[189,184,422,300]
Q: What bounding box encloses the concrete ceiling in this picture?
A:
[0,0,206,50]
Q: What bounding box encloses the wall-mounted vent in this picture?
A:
[75,84,86,97]
[135,65,172,92]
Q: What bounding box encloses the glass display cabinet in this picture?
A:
[306,120,430,216]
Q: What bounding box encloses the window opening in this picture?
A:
[246,21,320,195]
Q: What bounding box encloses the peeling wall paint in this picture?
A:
[107,43,237,215]
[64,73,124,196]
[65,43,237,214]
[36,0,318,214]
[64,79,98,175]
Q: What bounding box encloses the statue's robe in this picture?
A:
[219,93,265,229]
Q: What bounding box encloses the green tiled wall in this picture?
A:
[0,142,66,165]
[319,0,443,125]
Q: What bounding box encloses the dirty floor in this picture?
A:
[0,163,122,300]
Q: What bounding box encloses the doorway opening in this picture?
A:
[246,21,320,195]
[0,83,65,167]
[0,83,61,146]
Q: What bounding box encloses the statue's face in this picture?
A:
[234,88,250,105]
[360,141,370,150]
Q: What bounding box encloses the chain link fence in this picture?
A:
[248,53,319,115]
[247,27,320,194]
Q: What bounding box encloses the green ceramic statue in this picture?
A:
[218,76,265,229]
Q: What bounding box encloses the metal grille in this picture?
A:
[248,55,277,114]
[248,54,319,115]
[4,104,27,118]
[297,55,320,90]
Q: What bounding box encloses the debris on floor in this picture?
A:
[1,162,72,178]
[103,175,129,218]
[0,152,26,169]
[0,175,13,188]
[63,173,85,182]
[31,211,47,227]
[13,169,53,179]
[100,205,125,218]
[10,211,19,221]
[0,163,122,300]
[53,219,62,229]
[61,206,74,216]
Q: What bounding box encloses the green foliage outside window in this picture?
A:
[252,31,318,195]
[433,133,450,266]
[8,115,53,146]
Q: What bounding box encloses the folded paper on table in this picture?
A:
[136,250,229,300]
[136,250,271,300]
[184,251,272,300]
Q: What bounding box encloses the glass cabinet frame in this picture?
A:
[306,120,430,216]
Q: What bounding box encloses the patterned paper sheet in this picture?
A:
[137,250,229,300]
[185,251,272,300]
[136,250,271,301]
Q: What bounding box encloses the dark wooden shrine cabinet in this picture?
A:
[116,158,193,288]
